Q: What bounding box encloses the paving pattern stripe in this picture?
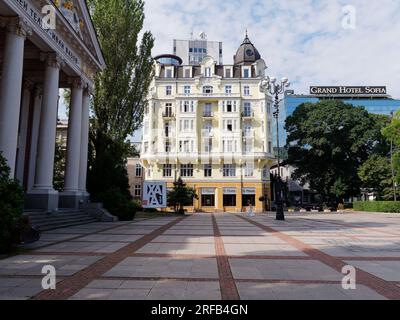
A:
[21,252,312,261]
[100,276,220,282]
[31,217,186,300]
[238,215,400,300]
[26,252,106,257]
[234,279,342,284]
[20,222,135,252]
[337,257,400,261]
[310,217,400,237]
[211,214,240,300]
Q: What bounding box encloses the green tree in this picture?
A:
[0,152,25,253]
[382,110,400,188]
[86,0,154,204]
[285,100,389,205]
[358,155,394,200]
[53,140,66,191]
[167,178,198,214]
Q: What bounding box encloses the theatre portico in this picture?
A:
[0,0,105,211]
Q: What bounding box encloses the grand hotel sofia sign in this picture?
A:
[310,86,387,95]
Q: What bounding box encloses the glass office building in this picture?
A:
[276,89,400,146]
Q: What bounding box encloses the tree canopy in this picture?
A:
[382,110,400,186]
[88,0,154,141]
[85,0,154,207]
[285,100,390,203]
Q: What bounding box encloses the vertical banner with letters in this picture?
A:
[143,181,167,209]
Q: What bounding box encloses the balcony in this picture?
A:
[202,112,214,118]
[162,112,175,119]
[241,111,255,119]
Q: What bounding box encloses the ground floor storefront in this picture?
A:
[167,182,271,213]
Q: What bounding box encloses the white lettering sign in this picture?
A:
[143,182,167,209]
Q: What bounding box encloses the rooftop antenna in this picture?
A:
[190,29,194,40]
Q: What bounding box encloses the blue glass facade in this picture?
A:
[276,94,400,146]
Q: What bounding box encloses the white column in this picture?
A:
[15,80,34,184]
[27,86,43,191]
[64,78,84,192]
[33,53,63,191]
[0,19,30,177]
[79,88,91,194]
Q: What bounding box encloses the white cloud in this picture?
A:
[144,0,400,98]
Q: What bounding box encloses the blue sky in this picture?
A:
[60,0,400,142]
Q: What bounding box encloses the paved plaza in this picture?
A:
[0,212,400,300]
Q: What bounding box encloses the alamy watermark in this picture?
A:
[342,5,357,30]
[41,5,56,30]
[342,265,357,290]
[41,265,56,290]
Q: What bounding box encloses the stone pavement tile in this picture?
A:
[224,243,307,257]
[69,288,113,300]
[0,255,103,277]
[163,229,214,236]
[35,241,127,254]
[237,282,386,300]
[344,260,400,282]
[152,235,215,244]
[105,257,219,279]
[73,234,143,242]
[136,243,216,255]
[222,236,287,245]
[146,280,221,301]
[0,277,64,300]
[230,259,342,281]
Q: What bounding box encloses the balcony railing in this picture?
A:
[242,111,255,118]
[203,112,214,118]
[162,112,175,118]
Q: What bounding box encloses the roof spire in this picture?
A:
[243,29,251,44]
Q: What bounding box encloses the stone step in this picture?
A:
[24,210,98,232]
[38,219,98,232]
[25,211,88,219]
[29,214,95,224]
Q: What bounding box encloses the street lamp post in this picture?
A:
[260,76,290,221]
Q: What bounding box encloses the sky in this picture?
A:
[143,0,400,96]
[60,0,400,142]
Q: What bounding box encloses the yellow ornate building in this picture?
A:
[141,35,275,213]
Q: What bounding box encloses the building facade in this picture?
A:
[141,35,275,213]
[127,158,144,204]
[0,0,105,211]
[280,88,400,144]
[173,35,223,66]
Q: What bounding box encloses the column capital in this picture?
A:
[0,17,32,39]
[40,52,65,69]
[33,85,43,98]
[68,77,85,90]
[22,79,35,91]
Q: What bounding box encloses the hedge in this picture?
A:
[353,201,400,213]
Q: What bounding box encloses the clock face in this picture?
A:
[246,49,254,56]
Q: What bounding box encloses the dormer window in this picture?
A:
[165,67,174,78]
[243,67,250,78]
[184,67,191,78]
[205,67,212,77]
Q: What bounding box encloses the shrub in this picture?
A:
[353,201,400,213]
[93,187,139,221]
[0,153,25,253]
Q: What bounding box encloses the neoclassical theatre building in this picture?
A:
[0,0,105,211]
[141,35,275,213]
